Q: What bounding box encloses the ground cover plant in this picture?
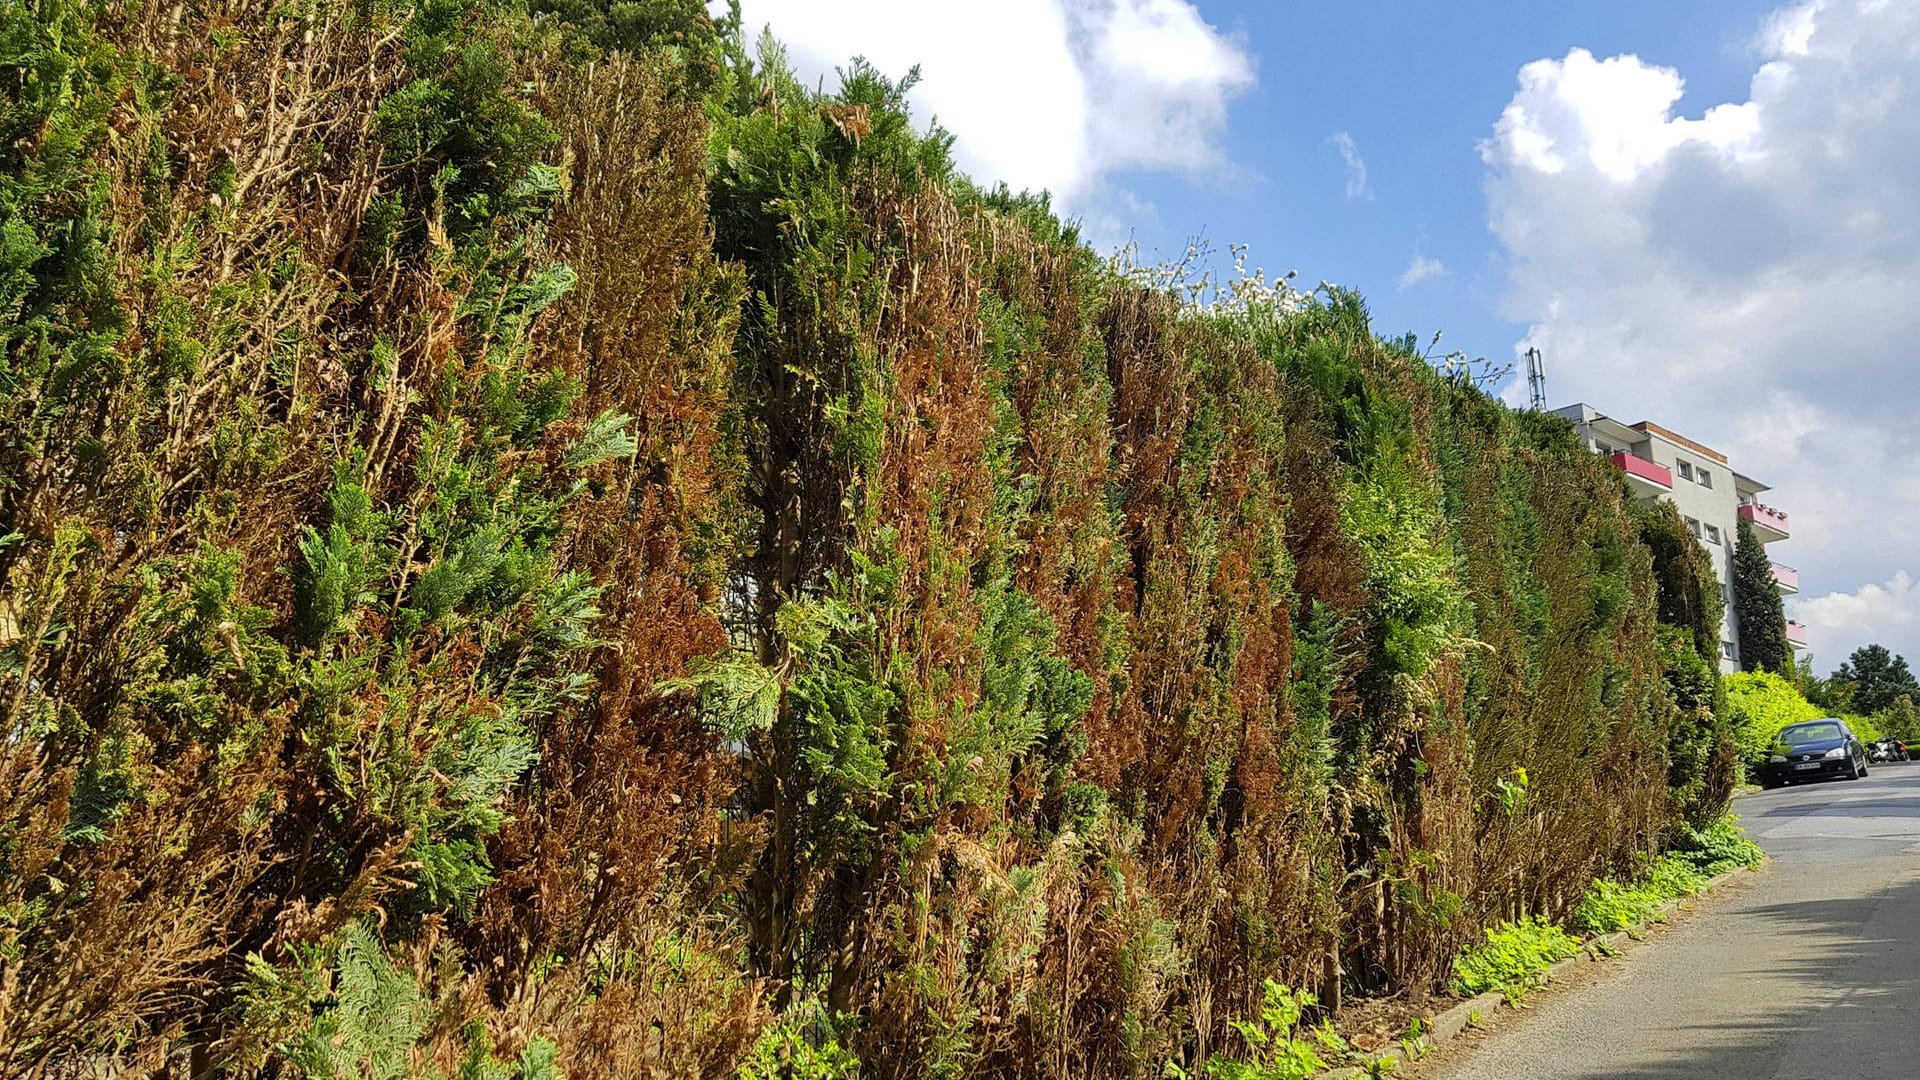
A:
[1568,856,1709,935]
[1671,816,1767,877]
[0,0,1747,1074]
[1449,919,1582,997]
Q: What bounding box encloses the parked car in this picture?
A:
[1759,719,1870,788]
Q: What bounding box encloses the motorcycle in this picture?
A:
[1868,740,1895,763]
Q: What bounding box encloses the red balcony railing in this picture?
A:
[1608,452,1672,490]
[1739,502,1790,538]
[1785,620,1809,648]
[1770,562,1799,593]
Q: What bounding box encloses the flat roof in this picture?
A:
[1629,420,1728,465]
[1554,402,1768,487]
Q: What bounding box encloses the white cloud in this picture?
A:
[1795,573,1920,668]
[1398,255,1447,290]
[1330,131,1372,200]
[1485,48,1760,182]
[731,0,1254,207]
[1483,0,1920,669]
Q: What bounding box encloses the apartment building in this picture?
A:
[1551,403,1805,671]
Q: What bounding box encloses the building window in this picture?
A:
[1596,442,1618,455]
[1697,468,1713,488]
[1686,516,1702,538]
[1705,524,1722,545]
[1677,461,1695,481]
[1722,641,1736,661]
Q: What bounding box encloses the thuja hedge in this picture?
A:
[0,1,1729,1075]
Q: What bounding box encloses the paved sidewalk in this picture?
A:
[1417,762,1920,1080]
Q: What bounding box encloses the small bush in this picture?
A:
[1450,918,1580,997]
[1570,877,1666,935]
[1645,854,1710,899]
[1196,980,1348,1080]
[1569,855,1707,935]
[736,1000,860,1080]
[1671,815,1766,877]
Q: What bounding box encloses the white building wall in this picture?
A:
[1550,404,1749,672]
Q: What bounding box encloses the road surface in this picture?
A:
[1418,761,1920,1080]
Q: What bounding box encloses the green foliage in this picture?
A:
[1725,670,1828,779]
[234,925,560,1080]
[1670,815,1766,877]
[1640,502,1735,825]
[1845,712,1883,743]
[1570,877,1665,935]
[0,0,1750,1071]
[1639,501,1725,661]
[284,927,428,1079]
[1878,695,1920,744]
[1731,520,1791,673]
[1450,918,1580,997]
[1659,626,1735,826]
[661,653,783,742]
[1569,854,1708,935]
[1200,982,1343,1080]
[1831,644,1920,716]
[735,1000,860,1080]
[1491,767,1529,817]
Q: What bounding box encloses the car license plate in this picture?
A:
[1793,762,1821,771]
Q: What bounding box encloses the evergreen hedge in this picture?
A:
[0,2,1734,1073]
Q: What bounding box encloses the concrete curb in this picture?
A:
[1313,864,1758,1078]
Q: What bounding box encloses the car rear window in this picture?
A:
[1783,721,1844,744]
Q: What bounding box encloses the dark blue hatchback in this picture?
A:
[1759,718,1869,789]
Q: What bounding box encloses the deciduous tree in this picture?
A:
[1832,644,1920,716]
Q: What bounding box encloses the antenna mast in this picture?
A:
[1525,346,1548,411]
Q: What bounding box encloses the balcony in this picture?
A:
[1770,562,1799,595]
[1608,452,1673,498]
[1739,501,1790,542]
[1786,620,1810,650]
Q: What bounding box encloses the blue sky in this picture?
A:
[735,0,1920,672]
[1110,0,1781,379]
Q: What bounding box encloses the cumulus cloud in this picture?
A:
[1330,131,1372,200]
[731,0,1254,206]
[1482,0,1920,668]
[1798,574,1920,665]
[1399,255,1446,290]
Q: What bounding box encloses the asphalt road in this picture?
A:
[1419,760,1920,1080]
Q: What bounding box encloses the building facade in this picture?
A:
[1551,403,1806,672]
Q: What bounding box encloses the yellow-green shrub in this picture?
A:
[1726,670,1827,777]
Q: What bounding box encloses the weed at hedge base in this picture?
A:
[1450,918,1581,997]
